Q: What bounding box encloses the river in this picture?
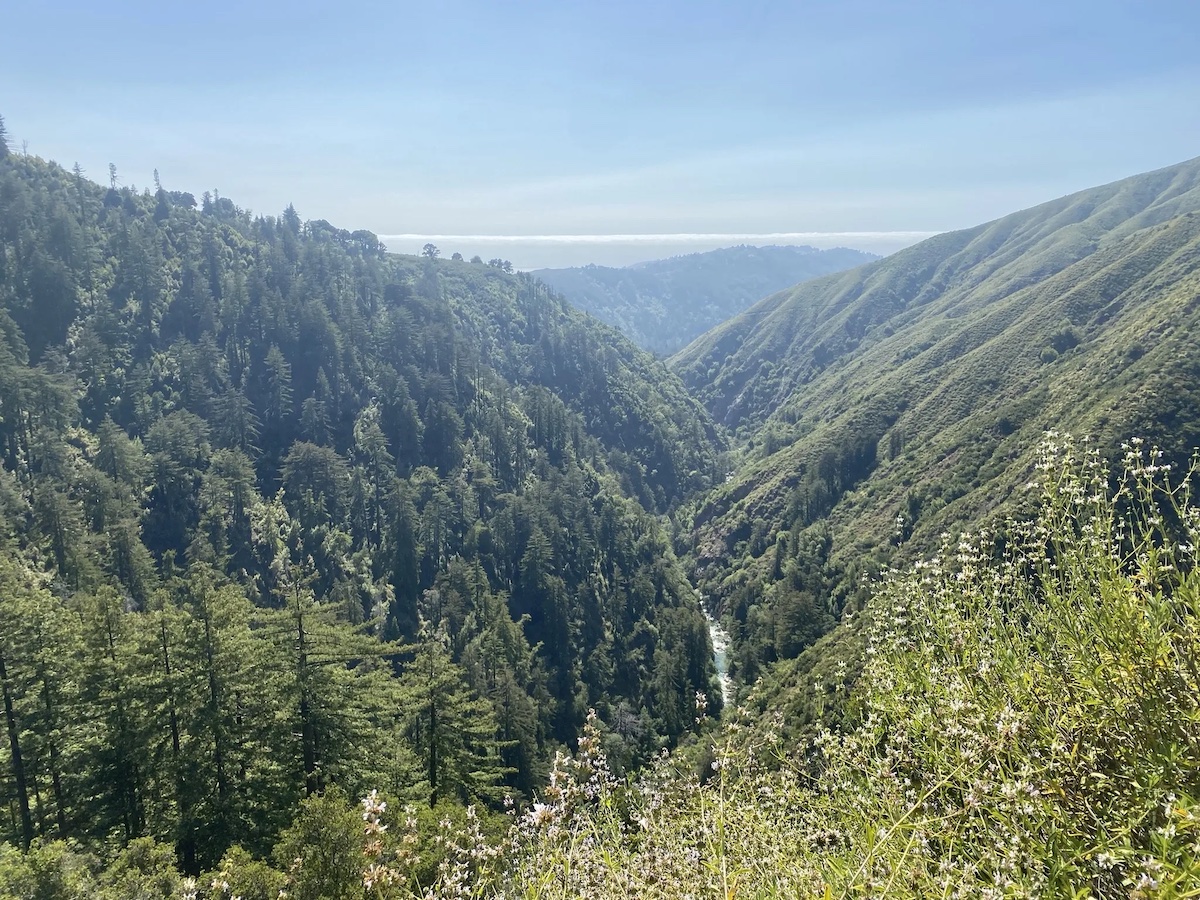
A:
[701,600,732,707]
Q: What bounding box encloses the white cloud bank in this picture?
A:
[377,231,940,269]
[379,231,940,244]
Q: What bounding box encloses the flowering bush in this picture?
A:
[482,435,1200,898]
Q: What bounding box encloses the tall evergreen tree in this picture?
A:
[397,620,510,807]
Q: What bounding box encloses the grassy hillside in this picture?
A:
[669,157,1200,685]
[534,244,876,355]
[674,158,1200,430]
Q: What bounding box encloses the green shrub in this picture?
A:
[98,838,183,900]
[480,435,1200,898]
[0,840,98,900]
[199,845,285,900]
[274,791,364,900]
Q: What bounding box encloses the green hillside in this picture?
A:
[6,115,1200,898]
[0,147,724,868]
[533,244,876,355]
[675,158,1200,428]
[671,157,1200,685]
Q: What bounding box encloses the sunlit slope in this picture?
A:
[697,212,1200,581]
[673,156,1200,429]
[669,157,1200,682]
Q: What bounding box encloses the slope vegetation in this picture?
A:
[671,157,1200,684]
[0,149,723,864]
[534,244,876,355]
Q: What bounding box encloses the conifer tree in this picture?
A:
[397,618,511,807]
[76,586,150,841]
[0,574,34,846]
[174,566,292,865]
[260,563,400,799]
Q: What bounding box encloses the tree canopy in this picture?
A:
[0,148,723,870]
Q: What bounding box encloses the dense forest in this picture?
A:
[533,244,875,355]
[0,128,725,875]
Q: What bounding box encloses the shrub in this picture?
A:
[475,434,1200,898]
[274,791,364,900]
[199,845,285,900]
[99,838,184,900]
[0,840,98,900]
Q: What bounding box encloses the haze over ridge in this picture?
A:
[380,232,938,268]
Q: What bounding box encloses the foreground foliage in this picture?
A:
[4,437,1195,897]
[493,437,1200,898]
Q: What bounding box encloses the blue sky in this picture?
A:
[4,0,1200,266]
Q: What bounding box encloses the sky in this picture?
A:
[4,0,1200,268]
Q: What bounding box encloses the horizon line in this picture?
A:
[377,231,943,245]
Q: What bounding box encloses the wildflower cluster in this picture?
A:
[799,435,1200,896]
[361,790,400,895]
[487,435,1200,897]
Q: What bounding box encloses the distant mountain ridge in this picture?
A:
[533,244,878,355]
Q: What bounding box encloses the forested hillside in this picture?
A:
[0,144,724,869]
[533,244,876,355]
[671,156,1200,691]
